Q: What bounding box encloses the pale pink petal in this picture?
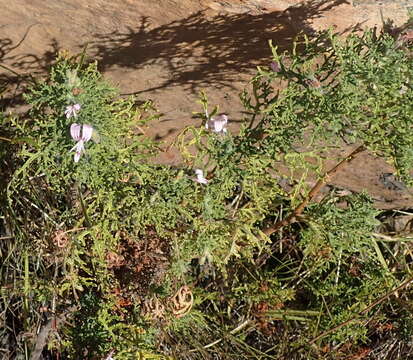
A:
[70,140,83,153]
[65,105,72,119]
[210,114,228,134]
[65,104,81,119]
[81,124,93,142]
[65,106,73,119]
[270,61,281,72]
[212,114,225,122]
[74,150,81,163]
[197,177,208,185]
[194,169,208,184]
[70,140,85,162]
[70,143,78,152]
[70,123,81,141]
[214,121,224,132]
[214,120,226,132]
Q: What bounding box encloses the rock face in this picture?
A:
[1,0,412,208]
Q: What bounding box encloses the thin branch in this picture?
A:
[188,319,252,353]
[263,145,365,237]
[24,196,59,226]
[308,276,413,345]
[30,306,77,360]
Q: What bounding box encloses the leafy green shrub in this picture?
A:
[1,22,413,359]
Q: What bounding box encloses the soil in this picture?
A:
[1,0,413,209]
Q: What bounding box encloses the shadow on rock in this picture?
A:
[88,0,351,95]
[0,24,58,110]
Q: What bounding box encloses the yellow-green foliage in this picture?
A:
[1,24,413,359]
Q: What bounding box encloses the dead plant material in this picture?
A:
[115,296,132,309]
[51,230,70,249]
[395,29,413,48]
[106,251,125,269]
[30,305,77,360]
[142,297,166,321]
[170,285,193,318]
[348,347,372,360]
[253,301,273,336]
[252,299,284,336]
[110,228,170,297]
[375,322,395,333]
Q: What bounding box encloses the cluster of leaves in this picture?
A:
[1,22,413,360]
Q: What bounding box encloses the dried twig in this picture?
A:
[262,145,365,237]
[308,276,413,346]
[30,306,77,360]
[188,319,252,353]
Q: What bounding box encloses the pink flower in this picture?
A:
[70,123,93,162]
[194,169,208,185]
[270,61,281,72]
[205,114,228,134]
[65,104,81,119]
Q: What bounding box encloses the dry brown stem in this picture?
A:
[308,276,413,346]
[263,145,366,237]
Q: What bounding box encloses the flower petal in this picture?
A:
[74,150,81,163]
[65,104,81,119]
[197,177,208,185]
[71,141,85,162]
[214,120,226,132]
[211,114,228,133]
[71,140,85,162]
[65,105,73,119]
[81,124,93,142]
[70,123,81,141]
[70,140,84,153]
[270,61,281,72]
[194,169,208,184]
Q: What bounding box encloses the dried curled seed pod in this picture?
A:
[170,285,193,318]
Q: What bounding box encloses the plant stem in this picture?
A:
[308,275,413,346]
[188,319,252,353]
[263,144,366,237]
